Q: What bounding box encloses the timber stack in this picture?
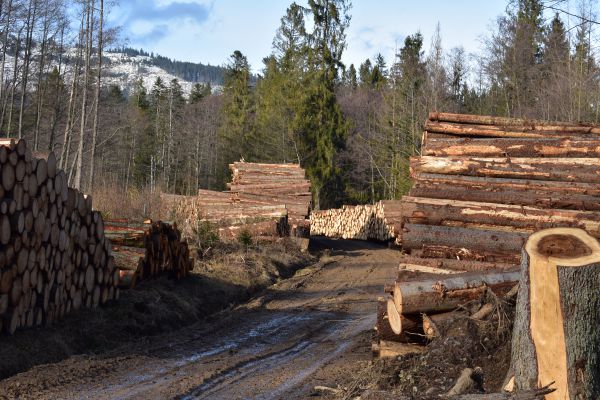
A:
[310,203,397,242]
[228,161,311,237]
[0,139,118,335]
[104,219,193,289]
[161,193,289,242]
[376,111,600,352]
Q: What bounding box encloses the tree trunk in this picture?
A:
[88,0,103,192]
[74,0,93,190]
[509,228,600,400]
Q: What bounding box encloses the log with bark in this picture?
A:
[508,228,600,400]
[400,197,600,239]
[423,137,600,158]
[411,156,600,183]
[105,219,194,288]
[392,270,520,316]
[411,174,600,212]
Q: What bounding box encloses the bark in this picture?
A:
[411,156,600,183]
[424,137,600,157]
[392,270,520,315]
[400,196,600,239]
[402,223,527,256]
[411,174,600,212]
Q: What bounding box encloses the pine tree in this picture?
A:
[220,50,255,163]
[345,63,357,88]
[298,0,351,209]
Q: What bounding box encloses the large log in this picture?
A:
[423,137,600,157]
[424,121,600,138]
[400,197,600,238]
[428,111,600,131]
[411,174,600,211]
[392,270,520,315]
[398,255,517,273]
[411,156,600,183]
[402,224,527,255]
[509,228,600,400]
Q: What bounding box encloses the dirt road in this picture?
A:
[0,238,400,399]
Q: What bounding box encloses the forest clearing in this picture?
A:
[1,0,600,399]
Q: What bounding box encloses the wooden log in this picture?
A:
[372,340,425,359]
[402,224,527,255]
[411,156,600,183]
[425,120,600,138]
[509,228,600,400]
[400,197,600,239]
[428,111,600,132]
[393,270,520,315]
[411,174,600,211]
[424,137,600,157]
[386,297,421,335]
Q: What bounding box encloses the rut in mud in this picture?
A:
[0,238,400,400]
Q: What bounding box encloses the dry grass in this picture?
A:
[92,183,163,220]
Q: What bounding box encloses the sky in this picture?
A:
[107,1,511,73]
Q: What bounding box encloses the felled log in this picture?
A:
[402,224,527,256]
[371,340,425,359]
[0,138,118,335]
[428,111,600,131]
[398,255,518,273]
[105,219,193,288]
[423,137,600,158]
[400,197,600,239]
[386,297,422,336]
[411,156,600,183]
[411,174,600,211]
[509,228,600,400]
[392,270,520,315]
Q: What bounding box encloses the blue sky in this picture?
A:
[108,1,511,72]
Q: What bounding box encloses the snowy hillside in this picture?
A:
[0,48,223,97]
[102,50,223,96]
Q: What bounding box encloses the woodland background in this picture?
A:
[0,0,598,210]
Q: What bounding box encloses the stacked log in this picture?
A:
[0,139,118,335]
[376,111,600,347]
[310,205,375,240]
[394,112,600,273]
[161,193,289,242]
[105,219,193,289]
[228,161,311,237]
[309,201,400,242]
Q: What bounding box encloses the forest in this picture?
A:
[0,0,598,210]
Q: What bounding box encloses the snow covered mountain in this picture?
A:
[102,49,225,96]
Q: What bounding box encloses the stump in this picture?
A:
[509,228,600,400]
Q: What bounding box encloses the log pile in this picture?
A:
[0,139,118,335]
[228,161,311,237]
[373,269,520,358]
[161,193,289,242]
[104,219,193,289]
[398,111,600,272]
[376,111,600,350]
[309,201,401,242]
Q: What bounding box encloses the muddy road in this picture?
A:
[0,238,400,399]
